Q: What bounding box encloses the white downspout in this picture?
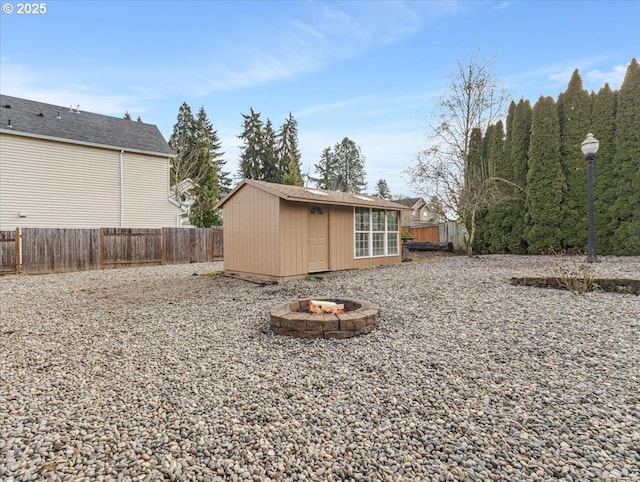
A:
[120,150,124,227]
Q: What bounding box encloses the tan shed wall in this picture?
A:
[278,200,308,277]
[0,134,180,229]
[222,185,281,277]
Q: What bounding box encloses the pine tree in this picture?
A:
[168,102,198,204]
[313,148,337,190]
[591,84,617,254]
[557,69,592,252]
[188,106,225,227]
[238,108,264,181]
[278,113,303,186]
[261,119,279,182]
[526,96,564,253]
[332,137,367,193]
[374,179,391,199]
[610,58,640,254]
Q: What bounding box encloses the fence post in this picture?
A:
[161,227,166,265]
[15,226,21,274]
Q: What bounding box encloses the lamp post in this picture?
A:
[581,133,599,263]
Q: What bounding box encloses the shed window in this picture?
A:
[354,208,399,258]
[310,206,324,215]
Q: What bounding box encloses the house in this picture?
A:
[215,179,410,282]
[169,178,197,226]
[0,94,181,229]
[395,197,440,227]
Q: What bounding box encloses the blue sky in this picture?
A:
[2,0,639,197]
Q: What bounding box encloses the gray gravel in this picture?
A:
[1,255,639,481]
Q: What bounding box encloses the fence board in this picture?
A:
[21,228,100,274]
[0,229,19,274]
[402,225,439,242]
[101,228,163,267]
[1,226,224,275]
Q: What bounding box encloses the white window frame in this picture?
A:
[354,208,399,258]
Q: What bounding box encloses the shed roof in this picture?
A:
[0,94,173,156]
[216,179,411,211]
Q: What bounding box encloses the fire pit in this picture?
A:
[270,298,380,339]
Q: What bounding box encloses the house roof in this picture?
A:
[216,179,411,211]
[395,197,425,208]
[0,94,174,156]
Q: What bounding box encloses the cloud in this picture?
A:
[585,64,628,89]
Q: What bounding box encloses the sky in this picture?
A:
[1,0,639,198]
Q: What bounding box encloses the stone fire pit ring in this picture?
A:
[270,298,380,339]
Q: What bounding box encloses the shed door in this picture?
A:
[308,206,329,272]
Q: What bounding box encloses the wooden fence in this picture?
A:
[401,224,439,242]
[0,227,223,275]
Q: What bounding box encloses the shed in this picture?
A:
[215,180,410,282]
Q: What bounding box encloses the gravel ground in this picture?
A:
[1,255,639,482]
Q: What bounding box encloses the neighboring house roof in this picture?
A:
[0,94,173,156]
[216,179,411,211]
[395,197,424,208]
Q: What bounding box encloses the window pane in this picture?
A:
[386,211,398,231]
[355,208,369,231]
[355,233,369,257]
[387,233,399,255]
[372,209,385,231]
[372,233,385,256]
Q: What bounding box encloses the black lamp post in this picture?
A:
[581,133,599,263]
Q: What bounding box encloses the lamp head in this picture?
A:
[581,133,600,156]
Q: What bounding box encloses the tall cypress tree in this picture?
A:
[467,127,490,252]
[610,58,640,254]
[526,96,564,253]
[504,99,532,253]
[484,121,509,252]
[591,84,617,254]
[558,69,592,252]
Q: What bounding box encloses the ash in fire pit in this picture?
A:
[270,298,379,339]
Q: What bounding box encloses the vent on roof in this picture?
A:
[7,119,12,128]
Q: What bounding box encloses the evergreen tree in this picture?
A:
[557,69,592,251]
[466,128,490,253]
[483,121,509,252]
[188,106,225,227]
[313,138,367,193]
[313,148,337,190]
[332,137,367,193]
[525,96,564,253]
[261,119,279,182]
[610,58,640,254]
[168,102,199,204]
[374,179,391,199]
[278,113,303,186]
[591,84,617,254]
[238,108,264,180]
[505,99,533,253]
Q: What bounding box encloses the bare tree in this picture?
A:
[407,52,510,256]
[169,134,200,209]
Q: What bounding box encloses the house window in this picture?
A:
[354,208,399,258]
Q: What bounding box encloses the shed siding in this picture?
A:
[279,201,308,277]
[122,151,179,227]
[223,185,280,276]
[0,134,121,229]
